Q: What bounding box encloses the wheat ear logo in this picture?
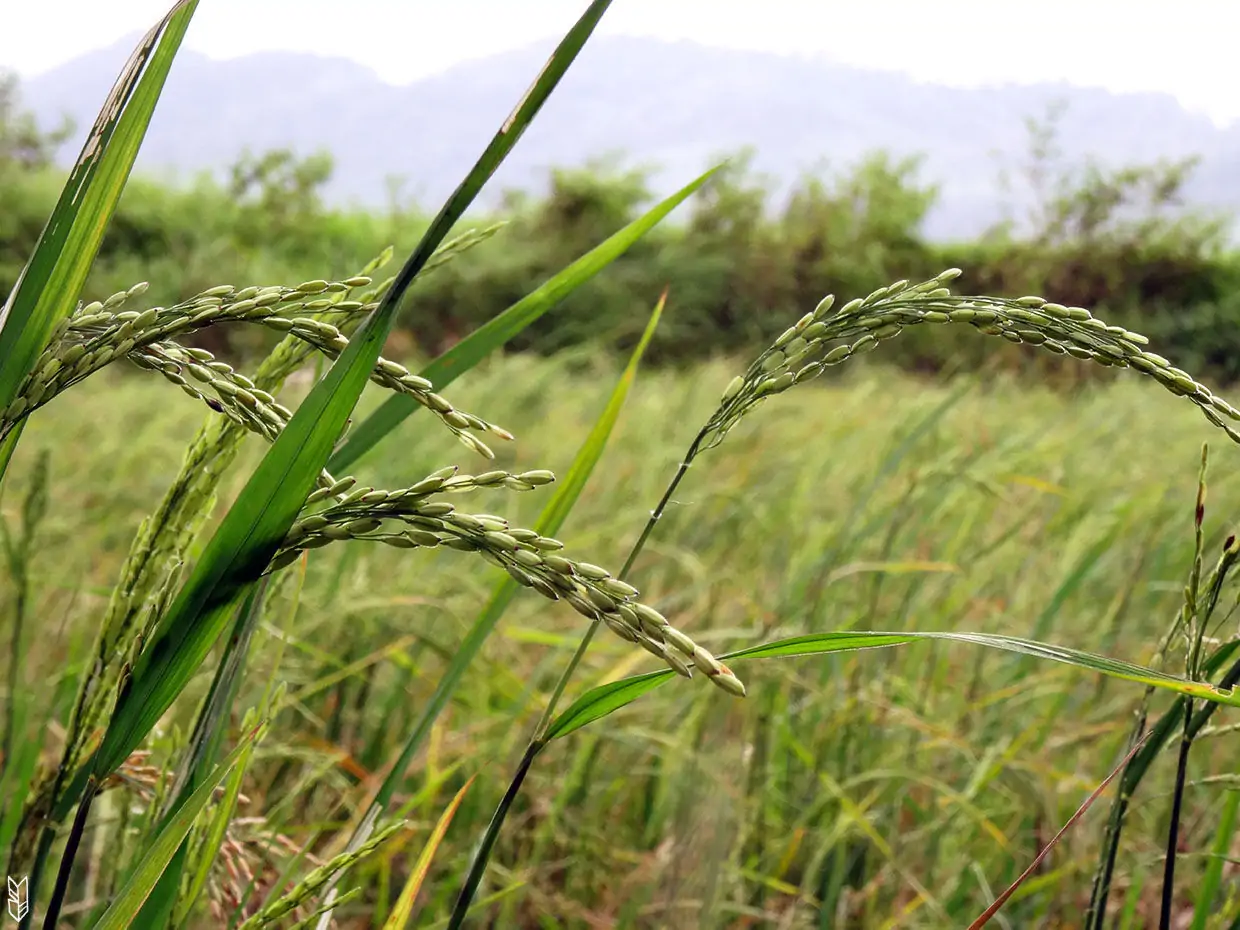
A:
[6,876,28,922]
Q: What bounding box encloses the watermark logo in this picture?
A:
[6,876,28,923]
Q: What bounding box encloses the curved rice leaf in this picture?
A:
[378,292,664,806]
[1191,789,1240,929]
[545,630,1240,740]
[381,778,474,930]
[140,581,271,929]
[318,293,665,922]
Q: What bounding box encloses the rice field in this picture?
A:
[9,352,1240,927]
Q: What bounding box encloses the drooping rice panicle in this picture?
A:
[3,276,511,460]
[704,269,1240,452]
[266,465,746,696]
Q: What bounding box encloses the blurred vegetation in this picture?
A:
[3,75,1238,382]
[15,358,1239,927]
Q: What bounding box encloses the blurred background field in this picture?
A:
[10,356,1240,925]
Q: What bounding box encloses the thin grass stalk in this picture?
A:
[167,579,269,817]
[536,428,710,739]
[0,450,47,778]
[1194,790,1240,929]
[315,292,671,927]
[19,828,56,930]
[328,169,720,474]
[446,743,537,930]
[38,777,96,930]
[453,265,1240,923]
[301,4,621,925]
[1159,454,1208,928]
[137,580,271,926]
[1160,700,1193,930]
[1086,711,1149,930]
[967,732,1151,930]
[1159,450,1209,929]
[1090,518,1240,926]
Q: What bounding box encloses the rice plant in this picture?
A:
[3,1,1240,928]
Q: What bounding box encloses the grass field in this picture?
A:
[8,352,1239,927]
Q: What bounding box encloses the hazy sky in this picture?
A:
[4,1,1238,126]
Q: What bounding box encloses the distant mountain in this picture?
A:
[16,35,1240,239]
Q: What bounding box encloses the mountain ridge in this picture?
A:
[15,34,1240,239]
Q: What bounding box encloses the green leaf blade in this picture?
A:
[546,630,1240,740]
[0,1,197,418]
[330,291,666,920]
[545,668,676,741]
[328,165,719,473]
[91,726,261,930]
[88,0,618,787]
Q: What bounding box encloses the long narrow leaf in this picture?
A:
[446,747,538,930]
[1192,788,1240,929]
[546,630,1240,740]
[90,726,261,930]
[0,1,197,425]
[441,296,667,929]
[138,582,270,928]
[174,725,253,930]
[89,292,392,779]
[967,732,1150,930]
[381,778,474,930]
[373,292,665,807]
[328,168,714,473]
[81,0,616,791]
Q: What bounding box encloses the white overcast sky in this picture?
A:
[3,1,1238,126]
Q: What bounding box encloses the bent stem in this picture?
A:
[1161,700,1193,930]
[968,731,1151,930]
[446,743,539,930]
[38,776,97,930]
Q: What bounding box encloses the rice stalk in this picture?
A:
[233,819,408,929]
